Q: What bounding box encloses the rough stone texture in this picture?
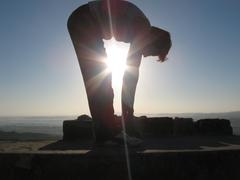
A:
[173,117,194,136]
[195,119,233,135]
[77,114,92,121]
[63,115,93,141]
[143,117,174,137]
[0,149,240,180]
[62,115,234,140]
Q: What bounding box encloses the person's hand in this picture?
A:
[157,49,169,62]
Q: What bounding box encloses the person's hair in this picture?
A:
[150,26,171,55]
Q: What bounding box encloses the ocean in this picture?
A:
[0,113,240,136]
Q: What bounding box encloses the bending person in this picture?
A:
[67,0,171,146]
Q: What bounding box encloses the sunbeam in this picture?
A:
[104,38,130,88]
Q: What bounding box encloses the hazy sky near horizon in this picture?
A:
[0,0,240,116]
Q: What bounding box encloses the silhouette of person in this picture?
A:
[67,0,171,146]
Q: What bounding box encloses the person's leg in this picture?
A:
[67,5,118,142]
[121,44,142,136]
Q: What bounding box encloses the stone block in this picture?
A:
[173,117,194,136]
[195,119,233,135]
[63,115,93,141]
[143,117,174,137]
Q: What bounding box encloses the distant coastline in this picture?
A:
[0,111,239,139]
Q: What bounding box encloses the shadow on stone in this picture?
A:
[39,136,240,151]
[39,140,93,151]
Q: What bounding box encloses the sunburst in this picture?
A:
[104,38,130,87]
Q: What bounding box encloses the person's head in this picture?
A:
[142,26,172,62]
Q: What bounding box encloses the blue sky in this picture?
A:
[0,0,240,116]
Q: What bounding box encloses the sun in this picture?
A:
[104,38,130,87]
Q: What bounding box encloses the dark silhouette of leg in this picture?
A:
[122,44,142,135]
[67,5,118,143]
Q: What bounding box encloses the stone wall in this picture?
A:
[63,115,93,141]
[63,115,233,141]
[0,149,240,180]
[195,119,233,135]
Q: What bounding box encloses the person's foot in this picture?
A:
[113,131,143,147]
[94,131,142,147]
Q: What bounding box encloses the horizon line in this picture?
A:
[0,110,240,118]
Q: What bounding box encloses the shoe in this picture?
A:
[94,131,143,147]
[112,131,143,147]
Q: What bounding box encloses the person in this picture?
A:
[67,0,171,146]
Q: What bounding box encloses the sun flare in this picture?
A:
[104,38,130,87]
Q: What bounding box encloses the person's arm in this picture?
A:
[121,2,150,121]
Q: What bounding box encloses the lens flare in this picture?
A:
[104,37,132,180]
[104,38,130,87]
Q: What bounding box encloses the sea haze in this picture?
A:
[0,116,76,136]
[0,112,239,136]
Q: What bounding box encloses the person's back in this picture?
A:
[88,0,150,43]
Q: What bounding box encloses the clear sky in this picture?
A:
[0,0,240,116]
